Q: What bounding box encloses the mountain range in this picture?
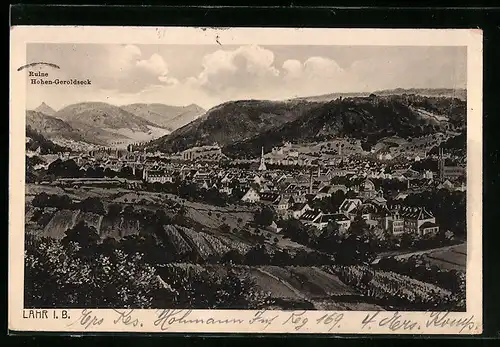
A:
[292,88,467,103]
[34,102,56,116]
[120,103,205,131]
[26,101,205,150]
[26,88,466,155]
[146,93,466,158]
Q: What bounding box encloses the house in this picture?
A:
[419,221,440,235]
[292,194,308,204]
[300,210,323,226]
[400,206,437,235]
[219,185,233,195]
[144,169,175,184]
[277,196,294,212]
[241,187,260,203]
[357,179,377,200]
[437,179,455,190]
[313,185,332,200]
[289,203,312,219]
[311,213,351,231]
[338,198,363,214]
[377,209,405,235]
[259,192,281,204]
[370,195,387,208]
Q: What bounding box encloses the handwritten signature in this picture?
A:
[67,309,104,330]
[112,309,143,327]
[361,311,477,333]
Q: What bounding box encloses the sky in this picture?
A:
[25,44,467,111]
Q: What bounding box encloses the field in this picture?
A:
[204,265,384,311]
[425,243,466,271]
[25,182,463,311]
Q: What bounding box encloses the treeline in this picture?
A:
[26,126,70,154]
[400,189,466,237]
[144,181,246,207]
[44,159,140,179]
[428,132,466,157]
[32,193,106,214]
[375,255,465,295]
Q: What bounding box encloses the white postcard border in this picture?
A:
[9,26,483,334]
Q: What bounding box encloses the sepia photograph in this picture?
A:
[9,27,483,334]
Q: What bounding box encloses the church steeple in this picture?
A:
[258,146,267,171]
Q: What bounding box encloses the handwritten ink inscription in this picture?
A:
[361,311,478,333]
[67,309,104,330]
[59,308,479,333]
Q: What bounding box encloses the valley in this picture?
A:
[24,89,467,311]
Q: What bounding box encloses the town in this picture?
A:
[28,137,466,239]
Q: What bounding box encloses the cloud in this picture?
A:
[26,44,467,111]
[107,44,142,73]
[136,53,169,78]
[281,56,348,96]
[192,45,280,95]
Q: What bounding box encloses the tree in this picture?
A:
[244,245,271,265]
[220,223,231,233]
[220,249,244,265]
[78,197,106,215]
[253,206,275,227]
[24,237,164,308]
[272,249,292,266]
[62,221,100,256]
[107,203,122,217]
[47,159,80,178]
[281,219,311,245]
[316,221,341,254]
[349,214,369,237]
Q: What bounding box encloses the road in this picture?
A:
[373,243,466,264]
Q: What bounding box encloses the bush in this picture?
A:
[24,237,163,308]
[77,197,106,215]
[220,249,245,265]
[253,206,275,227]
[219,223,231,233]
[32,193,74,209]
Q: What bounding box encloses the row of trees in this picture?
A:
[32,193,107,215]
[399,189,466,238]
[41,159,140,180]
[375,255,465,295]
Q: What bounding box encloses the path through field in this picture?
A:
[247,266,384,311]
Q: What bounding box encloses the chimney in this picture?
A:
[309,169,313,194]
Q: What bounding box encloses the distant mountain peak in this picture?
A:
[34,102,56,116]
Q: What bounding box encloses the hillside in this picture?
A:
[51,102,171,147]
[225,95,466,158]
[146,100,322,153]
[26,126,70,154]
[148,95,466,158]
[26,110,76,135]
[33,102,57,116]
[121,103,205,131]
